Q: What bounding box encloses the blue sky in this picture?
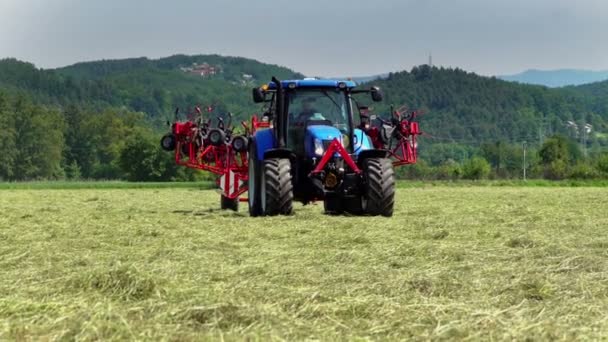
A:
[1,0,606,76]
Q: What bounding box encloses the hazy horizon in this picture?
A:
[1,0,607,77]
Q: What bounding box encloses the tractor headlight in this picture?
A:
[341,134,350,149]
[314,138,324,156]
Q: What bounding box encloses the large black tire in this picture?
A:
[248,140,263,217]
[262,158,293,216]
[324,195,343,215]
[221,195,239,211]
[362,158,395,217]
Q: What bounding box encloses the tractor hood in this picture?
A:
[304,125,373,158]
[305,125,343,158]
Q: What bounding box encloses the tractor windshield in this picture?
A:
[287,89,350,132]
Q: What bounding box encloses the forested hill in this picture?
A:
[567,79,608,116]
[2,55,608,181]
[368,65,608,146]
[1,56,608,146]
[0,55,303,123]
[56,54,302,83]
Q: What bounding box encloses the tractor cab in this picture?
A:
[248,77,394,217]
[286,89,346,158]
[255,78,382,156]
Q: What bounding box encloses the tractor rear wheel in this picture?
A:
[248,139,263,217]
[262,158,293,216]
[362,158,395,217]
[221,195,239,211]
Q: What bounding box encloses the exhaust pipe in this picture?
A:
[272,76,286,148]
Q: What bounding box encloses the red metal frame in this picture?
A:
[174,141,248,199]
[388,120,420,166]
[363,109,422,167]
[170,115,272,200]
[309,138,361,176]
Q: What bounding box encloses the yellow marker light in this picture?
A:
[342,134,350,149]
[261,84,269,91]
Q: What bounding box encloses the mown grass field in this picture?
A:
[1,186,608,340]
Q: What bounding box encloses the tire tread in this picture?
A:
[263,158,293,216]
[363,158,395,217]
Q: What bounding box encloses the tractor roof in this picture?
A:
[266,79,357,90]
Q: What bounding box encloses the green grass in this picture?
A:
[1,187,608,340]
[2,178,608,190]
[395,179,608,188]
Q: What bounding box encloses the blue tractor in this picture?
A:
[247,77,395,217]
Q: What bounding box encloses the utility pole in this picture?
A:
[583,123,592,158]
[583,128,587,158]
[523,141,527,181]
[566,121,592,158]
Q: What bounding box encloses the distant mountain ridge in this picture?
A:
[499,69,608,88]
[329,73,389,84]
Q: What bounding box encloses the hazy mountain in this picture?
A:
[499,69,608,87]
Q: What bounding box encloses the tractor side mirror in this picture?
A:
[252,87,265,103]
[370,87,383,102]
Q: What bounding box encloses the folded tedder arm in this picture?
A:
[161,106,271,206]
[362,106,422,167]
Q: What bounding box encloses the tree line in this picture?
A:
[0,90,203,182]
[2,87,608,182]
[399,135,608,180]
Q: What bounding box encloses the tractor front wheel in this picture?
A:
[221,195,239,211]
[361,158,395,217]
[262,158,293,216]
